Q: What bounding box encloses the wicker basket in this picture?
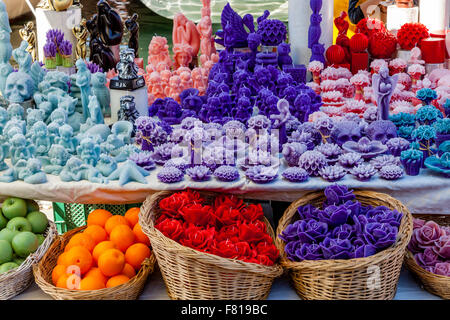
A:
[33,226,156,300]
[139,190,284,300]
[0,221,58,300]
[275,190,413,300]
[404,214,450,299]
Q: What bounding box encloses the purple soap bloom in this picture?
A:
[331,224,355,241]
[284,240,302,260]
[414,247,441,268]
[157,166,184,184]
[164,157,189,173]
[324,184,355,206]
[319,165,346,182]
[433,262,450,276]
[297,204,320,221]
[314,116,334,137]
[433,235,450,259]
[351,163,377,181]
[296,219,329,244]
[318,205,351,227]
[320,237,354,260]
[370,155,401,171]
[315,143,343,162]
[338,152,363,169]
[280,221,302,243]
[128,152,156,171]
[152,142,178,166]
[363,222,398,249]
[413,221,447,250]
[353,238,377,258]
[181,117,201,130]
[298,150,327,176]
[43,42,57,58]
[257,15,287,46]
[282,142,308,167]
[282,167,309,182]
[295,243,324,261]
[186,165,212,182]
[247,115,271,130]
[214,165,240,182]
[386,137,410,157]
[379,164,404,180]
[169,128,187,144]
[366,206,403,228]
[342,137,388,159]
[86,61,103,73]
[245,165,278,184]
[59,40,72,56]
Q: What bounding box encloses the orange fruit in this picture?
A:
[87,209,113,228]
[124,207,140,227]
[92,241,117,263]
[56,273,81,289]
[98,249,125,277]
[125,243,151,271]
[85,267,107,285]
[65,246,93,275]
[57,252,69,266]
[105,215,130,234]
[84,225,107,244]
[65,233,96,252]
[106,275,130,288]
[121,263,136,279]
[80,275,106,290]
[110,224,135,252]
[52,264,67,285]
[133,223,150,246]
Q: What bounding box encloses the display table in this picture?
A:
[1,165,449,214]
[12,267,442,300]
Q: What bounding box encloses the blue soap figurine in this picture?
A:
[44,144,71,175]
[0,1,12,65]
[76,136,101,166]
[30,121,51,157]
[78,123,111,142]
[10,133,34,165]
[91,72,110,117]
[48,108,68,138]
[7,103,24,120]
[4,118,26,139]
[111,121,133,145]
[0,143,8,171]
[108,159,149,186]
[0,106,7,134]
[55,124,78,154]
[96,154,117,177]
[18,158,47,184]
[0,159,26,183]
[60,96,83,133]
[87,95,104,125]
[0,62,13,96]
[12,40,32,73]
[60,156,109,184]
[75,59,92,121]
[26,108,45,132]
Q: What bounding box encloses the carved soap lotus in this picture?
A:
[342,137,388,159]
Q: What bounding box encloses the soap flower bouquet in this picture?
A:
[43,42,57,69]
[155,190,279,266]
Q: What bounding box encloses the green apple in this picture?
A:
[12,232,39,258]
[26,211,48,234]
[25,199,40,213]
[0,262,19,273]
[0,229,19,243]
[0,240,13,264]
[7,217,32,232]
[12,256,25,266]
[0,211,7,229]
[1,197,27,220]
[36,234,45,246]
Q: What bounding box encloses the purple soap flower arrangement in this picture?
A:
[44,29,73,67]
[408,218,450,277]
[280,185,403,261]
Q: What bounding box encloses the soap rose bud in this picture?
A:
[279,220,302,242]
[179,203,214,226]
[363,222,398,249]
[367,206,403,228]
[284,240,302,261]
[432,262,450,277]
[320,237,354,260]
[414,247,441,268]
[180,225,215,251]
[324,184,356,206]
[415,221,447,249]
[214,204,241,226]
[413,218,426,229]
[216,224,240,242]
[155,218,184,241]
[211,239,240,259]
[331,224,355,241]
[353,214,371,234]
[240,204,264,222]
[297,204,320,220]
[318,205,351,227]
[294,243,323,261]
[296,219,329,244]
[214,194,244,210]
[255,254,274,266]
[159,193,188,218]
[432,235,450,259]
[255,241,279,262]
[239,220,269,244]
[352,238,377,258]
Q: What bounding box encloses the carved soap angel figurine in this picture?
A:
[372,66,398,120]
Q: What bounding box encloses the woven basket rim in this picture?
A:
[0,220,58,281]
[139,190,284,278]
[275,190,413,271]
[33,225,156,299]
[405,250,450,281]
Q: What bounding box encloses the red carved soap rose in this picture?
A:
[216,224,240,242]
[213,204,241,226]
[240,203,264,222]
[155,218,184,241]
[180,224,215,251]
[179,203,214,226]
[239,220,270,244]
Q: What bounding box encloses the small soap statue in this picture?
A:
[0,0,12,65]
[118,95,139,136]
[125,13,139,58]
[76,136,101,166]
[117,48,139,80]
[173,12,200,57]
[19,22,37,62]
[44,144,71,175]
[30,121,51,157]
[372,66,399,121]
[12,40,32,74]
[75,59,92,121]
[91,72,110,117]
[87,95,104,125]
[72,18,88,60]
[97,0,124,47]
[55,124,78,154]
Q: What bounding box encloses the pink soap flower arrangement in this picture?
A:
[308,61,324,84]
[408,218,450,277]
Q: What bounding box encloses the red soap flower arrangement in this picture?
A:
[155,190,279,266]
[356,18,386,38]
[397,23,429,50]
[369,31,397,59]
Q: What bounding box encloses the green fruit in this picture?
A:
[0,211,7,229]
[0,240,13,264]
[1,197,27,220]
[7,217,32,232]
[12,232,39,258]
[0,229,19,244]
[0,262,19,273]
[26,211,48,234]
[12,256,25,266]
[36,234,45,246]
[25,199,40,213]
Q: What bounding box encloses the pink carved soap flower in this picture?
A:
[321,67,340,81]
[350,73,371,101]
[306,81,321,95]
[344,99,367,114]
[308,61,324,84]
[433,262,450,276]
[414,247,441,268]
[397,72,412,91]
[370,59,388,74]
[335,78,355,98]
[407,63,426,88]
[389,58,407,75]
[321,91,344,107]
[432,234,450,259]
[413,221,447,250]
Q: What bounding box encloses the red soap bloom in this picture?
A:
[255,241,279,262]
[350,33,369,53]
[239,220,269,244]
[216,224,240,242]
[180,224,215,251]
[214,194,244,210]
[211,239,240,259]
[155,218,184,241]
[369,31,397,59]
[356,18,386,38]
[326,45,346,64]
[213,204,241,226]
[397,23,429,50]
[240,203,264,222]
[179,203,215,226]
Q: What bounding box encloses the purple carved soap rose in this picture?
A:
[324,184,355,206]
[284,240,302,260]
[366,206,403,228]
[320,237,354,260]
[297,204,320,220]
[414,221,447,249]
[363,222,398,249]
[353,238,377,258]
[295,219,329,244]
[280,221,302,243]
[432,235,450,259]
[414,247,441,268]
[432,262,450,276]
[413,218,426,229]
[295,243,324,261]
[331,224,355,241]
[318,205,351,227]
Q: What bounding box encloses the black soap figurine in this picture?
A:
[97,0,124,47]
[118,95,139,136]
[86,14,100,62]
[125,13,139,58]
[86,12,116,72]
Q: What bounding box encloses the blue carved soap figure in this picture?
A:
[10,133,34,165]
[44,144,71,175]
[0,159,27,182]
[96,154,117,177]
[26,108,45,132]
[12,41,32,74]
[56,124,78,154]
[0,62,12,96]
[69,74,83,112]
[7,103,24,121]
[87,95,104,125]
[0,106,7,134]
[75,59,92,121]
[18,158,47,184]
[111,120,133,145]
[31,121,51,157]
[3,118,26,141]
[91,72,110,117]
[60,156,85,182]
[30,61,46,92]
[47,108,68,139]
[76,136,101,166]
[0,142,8,171]
[4,71,35,103]
[60,96,83,133]
[0,1,12,65]
[37,101,53,123]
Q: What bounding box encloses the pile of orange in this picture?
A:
[52,208,151,290]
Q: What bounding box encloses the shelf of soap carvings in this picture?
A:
[0,160,449,215]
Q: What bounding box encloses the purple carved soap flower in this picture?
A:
[432,262,450,276]
[181,117,201,130]
[366,206,403,228]
[298,150,327,176]
[351,163,377,181]
[152,142,177,166]
[43,42,57,58]
[386,137,410,157]
[319,165,346,182]
[379,165,404,180]
[338,152,363,169]
[353,238,377,258]
[213,165,240,182]
[315,143,343,162]
[282,142,308,167]
[128,152,156,171]
[324,184,355,206]
[414,247,441,268]
[297,204,321,220]
[245,165,278,184]
[164,157,189,173]
[282,167,309,182]
[318,205,351,227]
[294,243,324,261]
[157,166,184,183]
[280,221,303,243]
[86,61,103,73]
[370,155,401,171]
[186,165,212,182]
[363,222,398,249]
[284,240,302,260]
[46,29,64,48]
[432,235,450,259]
[313,116,334,137]
[413,221,447,250]
[331,224,355,241]
[59,40,72,56]
[295,219,329,244]
[247,115,271,131]
[320,237,354,260]
[342,137,388,159]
